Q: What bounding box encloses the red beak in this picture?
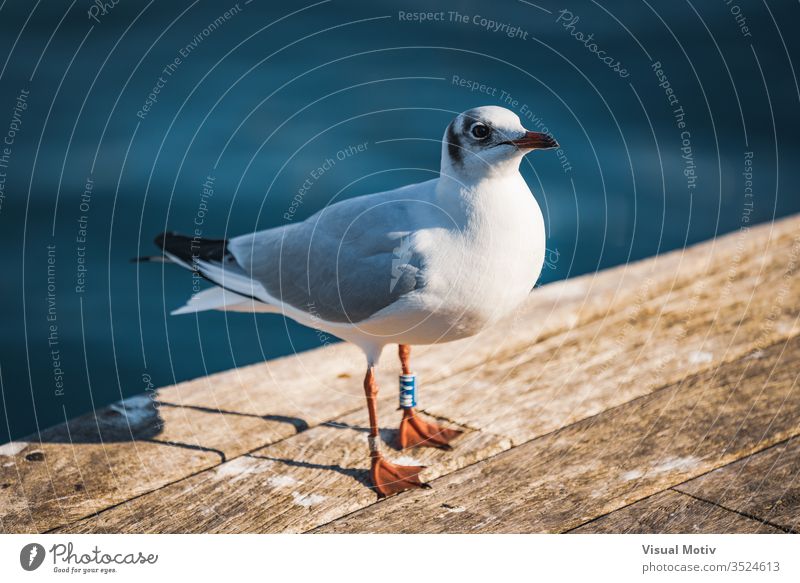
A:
[510,131,558,150]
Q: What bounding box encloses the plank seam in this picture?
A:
[46,284,800,534]
[670,433,798,491]
[309,335,800,533]
[40,406,361,534]
[561,488,675,533]
[14,220,795,533]
[674,489,797,534]
[144,438,227,463]
[561,486,785,534]
[156,401,310,434]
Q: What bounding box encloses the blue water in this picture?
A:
[1,0,798,442]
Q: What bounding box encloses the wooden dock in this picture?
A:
[2,215,799,534]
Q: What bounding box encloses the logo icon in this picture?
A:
[20,543,45,571]
[390,236,412,292]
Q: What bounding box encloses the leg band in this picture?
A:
[367,435,380,454]
[399,373,417,409]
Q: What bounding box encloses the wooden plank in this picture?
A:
[2,216,798,533]
[149,214,800,424]
[58,405,508,533]
[0,341,423,533]
[420,223,800,443]
[315,335,800,533]
[676,437,800,533]
[0,401,222,534]
[59,230,800,531]
[18,217,796,532]
[570,490,780,533]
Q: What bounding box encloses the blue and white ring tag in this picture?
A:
[399,374,417,408]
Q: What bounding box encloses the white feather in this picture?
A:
[171,287,277,315]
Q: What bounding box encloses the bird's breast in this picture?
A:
[418,187,546,337]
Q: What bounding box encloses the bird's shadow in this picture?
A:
[322,420,402,451]
[249,454,371,489]
[32,399,310,462]
[29,399,399,486]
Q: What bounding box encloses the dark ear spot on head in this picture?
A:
[462,116,473,134]
[446,121,462,166]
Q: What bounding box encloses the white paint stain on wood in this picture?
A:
[653,456,701,474]
[214,456,274,483]
[110,395,155,424]
[688,351,713,364]
[267,475,298,488]
[292,492,326,507]
[0,441,27,456]
[621,469,643,481]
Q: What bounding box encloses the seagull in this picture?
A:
[139,106,557,497]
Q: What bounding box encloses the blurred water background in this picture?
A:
[1,0,798,442]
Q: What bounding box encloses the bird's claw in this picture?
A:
[398,408,463,450]
[370,453,428,498]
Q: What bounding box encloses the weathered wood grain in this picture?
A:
[58,406,507,533]
[0,401,222,533]
[56,221,800,534]
[2,215,798,533]
[316,335,800,533]
[570,490,780,533]
[0,342,413,533]
[419,224,800,442]
[676,437,800,533]
[151,214,800,427]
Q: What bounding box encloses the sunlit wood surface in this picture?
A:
[2,215,798,533]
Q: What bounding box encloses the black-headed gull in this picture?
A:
[140,106,557,496]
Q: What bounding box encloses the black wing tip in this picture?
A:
[154,231,180,250]
[131,255,166,264]
[154,231,229,263]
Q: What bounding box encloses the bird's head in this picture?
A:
[441,105,558,180]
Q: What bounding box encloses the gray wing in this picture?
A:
[228,185,439,323]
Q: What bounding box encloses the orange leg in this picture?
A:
[397,345,463,450]
[363,366,427,498]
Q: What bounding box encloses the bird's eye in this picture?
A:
[471,123,490,139]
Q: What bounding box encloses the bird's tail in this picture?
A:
[136,231,271,314]
[130,254,169,264]
[153,232,229,268]
[131,231,230,267]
